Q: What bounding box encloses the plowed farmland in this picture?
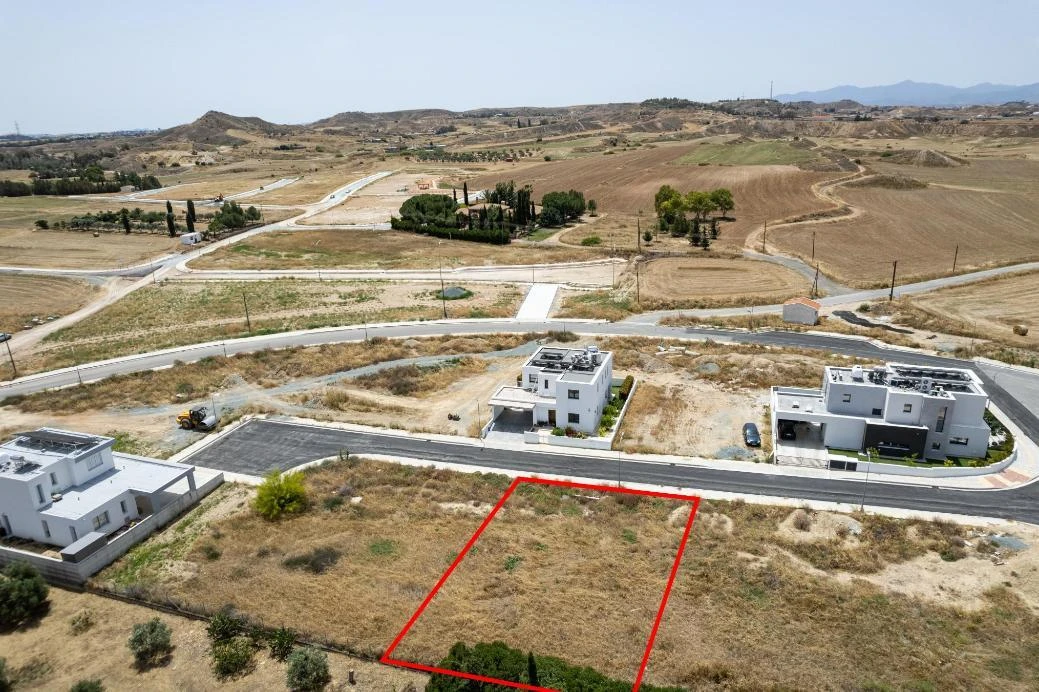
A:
[638,257,810,305]
[771,158,1039,287]
[0,275,97,333]
[470,143,842,252]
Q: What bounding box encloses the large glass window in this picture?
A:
[568,413,580,424]
[568,389,580,400]
[936,406,947,433]
[92,511,110,530]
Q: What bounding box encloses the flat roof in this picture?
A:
[489,386,553,410]
[526,346,610,380]
[40,455,192,520]
[0,429,114,480]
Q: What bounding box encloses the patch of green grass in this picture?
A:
[503,555,523,572]
[580,235,602,246]
[674,140,820,166]
[107,430,148,455]
[368,539,398,557]
[621,529,637,544]
[557,290,636,321]
[527,227,561,242]
[986,656,1023,681]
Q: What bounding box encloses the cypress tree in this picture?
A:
[121,208,131,234]
[527,652,539,687]
[452,188,457,204]
[463,182,469,206]
[165,200,173,215]
[186,215,195,234]
[166,212,176,237]
[187,199,196,223]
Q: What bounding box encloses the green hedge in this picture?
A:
[619,375,635,401]
[389,218,511,245]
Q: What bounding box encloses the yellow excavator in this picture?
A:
[176,406,217,431]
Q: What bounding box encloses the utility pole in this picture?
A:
[952,244,959,272]
[635,260,641,306]
[811,231,816,263]
[860,448,872,512]
[888,260,898,302]
[241,291,252,331]
[761,219,767,254]
[812,264,820,298]
[438,241,447,319]
[636,211,642,252]
[1,334,16,378]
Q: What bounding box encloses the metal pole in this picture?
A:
[438,242,447,319]
[636,211,641,252]
[811,231,816,263]
[860,449,872,512]
[241,291,252,331]
[952,244,958,272]
[888,260,898,301]
[635,260,641,306]
[4,339,17,378]
[761,219,767,254]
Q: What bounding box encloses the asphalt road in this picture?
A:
[185,419,1039,524]
[4,320,1037,447]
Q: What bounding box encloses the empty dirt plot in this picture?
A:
[772,158,1039,287]
[471,143,841,253]
[638,257,810,307]
[0,197,180,268]
[674,138,824,166]
[300,172,451,225]
[0,274,98,334]
[909,271,1039,346]
[28,279,524,372]
[190,228,602,270]
[94,458,1039,690]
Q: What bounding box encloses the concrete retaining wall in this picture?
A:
[524,377,638,451]
[0,473,223,586]
[839,447,1017,477]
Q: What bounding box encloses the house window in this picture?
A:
[528,374,538,384]
[842,393,852,403]
[931,442,941,450]
[50,472,58,486]
[544,379,549,389]
[70,526,78,542]
[903,403,913,413]
[568,389,580,400]
[950,436,969,445]
[568,413,580,424]
[92,511,110,530]
[86,455,103,471]
[936,406,947,433]
[35,484,45,504]
[871,408,883,416]
[120,500,127,514]
[42,521,50,538]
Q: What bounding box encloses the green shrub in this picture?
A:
[127,618,173,668]
[269,627,296,661]
[551,427,565,436]
[504,556,523,572]
[0,561,49,628]
[0,658,8,692]
[321,496,345,511]
[70,680,104,692]
[201,544,221,561]
[283,547,341,575]
[618,375,635,401]
[546,330,579,343]
[580,235,602,246]
[207,608,247,644]
[286,647,332,691]
[69,609,95,635]
[253,470,308,520]
[211,636,255,680]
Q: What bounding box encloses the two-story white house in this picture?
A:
[0,429,197,550]
[771,363,991,461]
[488,345,614,435]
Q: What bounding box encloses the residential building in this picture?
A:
[782,297,821,326]
[489,345,613,435]
[771,363,990,461]
[0,429,196,549]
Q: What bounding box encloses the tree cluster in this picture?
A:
[427,641,682,692]
[391,193,512,245]
[0,561,49,629]
[208,201,261,233]
[653,185,734,249]
[539,189,585,227]
[0,169,160,197]
[411,148,535,164]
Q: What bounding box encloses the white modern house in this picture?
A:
[0,429,197,551]
[771,363,990,461]
[488,345,613,435]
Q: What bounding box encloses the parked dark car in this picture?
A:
[742,422,761,447]
[778,421,796,440]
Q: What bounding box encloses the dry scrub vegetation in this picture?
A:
[659,312,920,348]
[2,334,534,413]
[25,279,523,372]
[94,459,1039,690]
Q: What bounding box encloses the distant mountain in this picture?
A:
[776,81,1039,107]
[155,111,298,145]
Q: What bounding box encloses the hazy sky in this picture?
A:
[3,0,1037,133]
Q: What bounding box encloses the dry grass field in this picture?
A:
[27,279,524,372]
[94,460,1039,690]
[0,196,180,268]
[0,274,98,333]
[0,576,426,690]
[771,158,1039,286]
[470,142,842,253]
[190,228,602,271]
[908,272,1039,347]
[638,256,810,305]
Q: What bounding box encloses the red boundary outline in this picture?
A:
[380,477,702,692]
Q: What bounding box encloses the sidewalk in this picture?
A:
[515,283,560,320]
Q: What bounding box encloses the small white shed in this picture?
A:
[179,232,203,245]
[783,297,821,326]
